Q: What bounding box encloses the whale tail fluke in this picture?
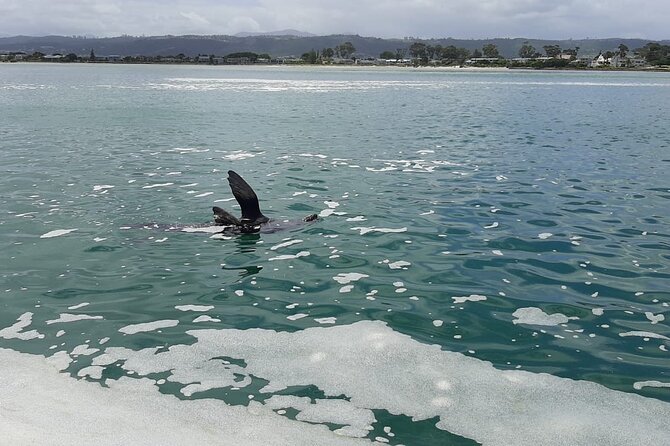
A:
[227,170,269,224]
[212,206,241,226]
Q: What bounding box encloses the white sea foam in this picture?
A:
[194,192,213,198]
[118,320,179,335]
[619,331,670,340]
[366,166,397,172]
[318,201,341,218]
[645,312,665,324]
[538,233,553,239]
[314,317,337,325]
[0,348,365,446]
[512,307,577,326]
[350,227,407,235]
[181,226,223,234]
[264,395,374,438]
[168,147,209,154]
[223,151,258,160]
[142,183,174,189]
[633,381,670,390]
[77,365,104,379]
[175,305,215,312]
[93,185,114,191]
[287,313,308,321]
[319,209,336,217]
[40,229,77,238]
[67,302,90,310]
[269,251,310,261]
[83,321,670,445]
[298,153,328,158]
[333,273,369,284]
[193,315,221,323]
[270,239,303,250]
[45,313,103,324]
[46,350,72,371]
[452,295,487,304]
[0,312,45,340]
[384,260,411,270]
[71,344,100,357]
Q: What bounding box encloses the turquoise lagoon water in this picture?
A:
[1,64,670,444]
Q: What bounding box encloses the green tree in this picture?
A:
[322,47,334,59]
[441,45,469,63]
[562,47,578,57]
[28,51,45,61]
[472,48,482,58]
[225,52,259,62]
[635,42,670,64]
[64,53,78,62]
[301,49,319,64]
[518,42,536,58]
[379,50,396,59]
[426,45,437,60]
[618,44,629,57]
[395,48,406,61]
[89,49,95,61]
[432,45,443,60]
[409,42,428,64]
[543,45,562,58]
[335,42,355,59]
[482,44,499,58]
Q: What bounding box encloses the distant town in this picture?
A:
[2,37,669,70]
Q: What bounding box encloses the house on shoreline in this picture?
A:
[590,53,647,68]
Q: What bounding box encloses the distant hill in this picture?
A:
[234,29,316,38]
[1,34,668,58]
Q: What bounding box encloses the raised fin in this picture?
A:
[227,170,269,224]
[212,206,241,226]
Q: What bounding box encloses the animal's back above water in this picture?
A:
[211,170,317,234]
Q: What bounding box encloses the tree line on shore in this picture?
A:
[394,41,669,67]
[3,40,669,68]
[295,40,670,68]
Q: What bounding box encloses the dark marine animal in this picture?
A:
[213,170,318,234]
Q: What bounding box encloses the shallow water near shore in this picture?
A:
[2,64,670,445]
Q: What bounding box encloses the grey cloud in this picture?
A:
[1,0,668,39]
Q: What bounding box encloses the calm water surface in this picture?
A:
[1,64,670,444]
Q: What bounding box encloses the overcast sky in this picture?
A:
[1,0,668,40]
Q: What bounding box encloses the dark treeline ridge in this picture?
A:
[1,34,669,59]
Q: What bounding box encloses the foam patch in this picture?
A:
[0,348,369,445]
[87,321,669,445]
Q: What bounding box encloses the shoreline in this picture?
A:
[2,60,669,73]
